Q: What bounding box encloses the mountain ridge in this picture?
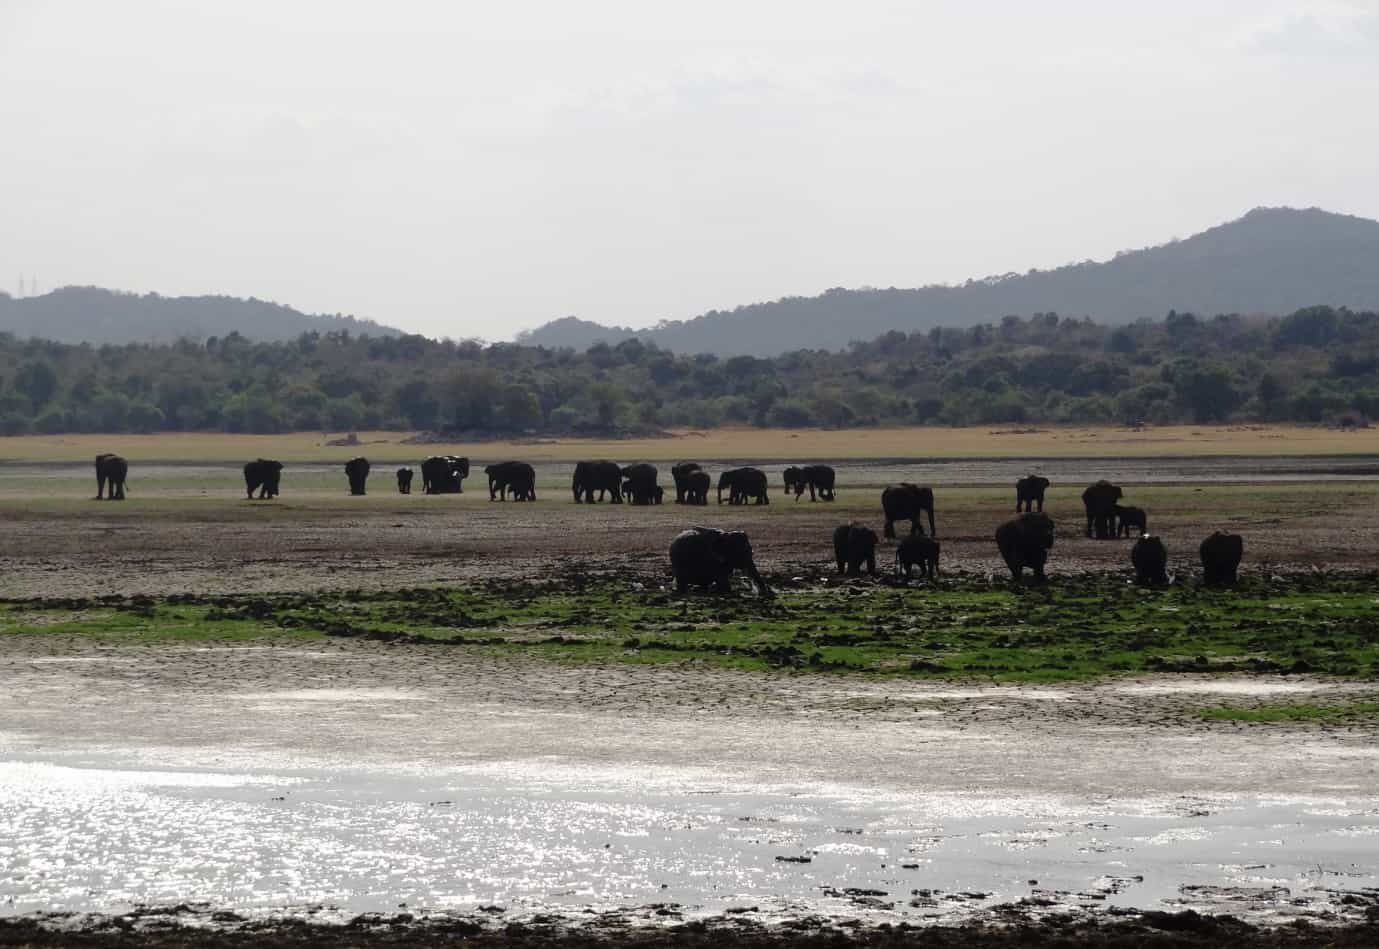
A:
[518,206,1379,356]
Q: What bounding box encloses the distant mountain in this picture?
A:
[518,206,1379,356]
[0,286,404,344]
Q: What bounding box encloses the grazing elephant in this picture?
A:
[671,462,704,504]
[397,467,414,494]
[94,453,128,500]
[1115,505,1148,538]
[243,459,283,499]
[669,527,772,597]
[881,483,935,538]
[1200,532,1243,588]
[784,465,837,502]
[620,464,660,505]
[345,457,370,496]
[1131,535,1169,586]
[683,469,710,505]
[995,513,1055,582]
[717,467,769,505]
[895,535,940,580]
[421,455,469,494]
[485,461,536,501]
[832,523,878,576]
[1081,480,1124,539]
[573,460,623,503]
[1016,475,1049,513]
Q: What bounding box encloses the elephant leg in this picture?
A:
[866,553,875,576]
[911,517,921,537]
[884,519,895,540]
[675,575,688,593]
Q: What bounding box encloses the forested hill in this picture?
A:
[2,306,1378,435]
[518,207,1379,356]
[0,287,403,345]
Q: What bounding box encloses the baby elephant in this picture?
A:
[1131,535,1169,586]
[1200,531,1243,587]
[832,523,879,576]
[895,535,940,579]
[1115,505,1147,538]
[397,467,414,494]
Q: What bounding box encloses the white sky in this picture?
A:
[2,1,1378,339]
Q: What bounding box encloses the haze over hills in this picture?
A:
[0,286,404,345]
[519,207,1379,357]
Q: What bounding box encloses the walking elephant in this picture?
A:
[832,523,878,576]
[896,535,940,580]
[717,467,769,505]
[784,465,836,501]
[95,453,128,500]
[243,459,283,500]
[1016,475,1049,513]
[671,462,704,504]
[1081,481,1123,539]
[620,464,660,505]
[881,483,935,538]
[573,461,623,503]
[421,456,469,494]
[683,469,710,505]
[396,467,413,494]
[1115,505,1148,538]
[1200,532,1243,587]
[485,461,536,501]
[345,457,370,496]
[995,513,1055,582]
[669,527,772,597]
[1132,535,1169,586]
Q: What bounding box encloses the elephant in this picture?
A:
[243,459,283,499]
[832,523,878,576]
[573,460,624,503]
[881,483,935,538]
[669,527,772,597]
[995,513,1055,582]
[895,535,940,580]
[1115,505,1148,538]
[620,464,660,505]
[1131,535,1169,586]
[671,462,704,504]
[683,469,711,505]
[1200,532,1244,587]
[717,467,769,505]
[95,453,128,500]
[421,455,469,494]
[1016,475,1049,513]
[397,467,414,494]
[1081,480,1124,539]
[485,461,536,501]
[784,465,837,502]
[345,457,370,496]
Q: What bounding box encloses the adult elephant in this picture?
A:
[485,461,536,501]
[832,523,878,576]
[717,467,769,505]
[397,467,414,494]
[671,462,703,504]
[421,455,469,494]
[669,527,772,597]
[94,453,128,501]
[243,459,283,500]
[1132,535,1169,586]
[995,513,1055,582]
[620,463,660,505]
[881,483,935,538]
[1081,480,1123,539]
[1016,475,1049,513]
[1200,532,1243,587]
[345,457,370,496]
[784,464,836,502]
[573,460,623,503]
[683,469,710,505]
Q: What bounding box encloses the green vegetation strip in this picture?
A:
[4,572,1379,683]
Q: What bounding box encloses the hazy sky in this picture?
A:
[3,1,1378,339]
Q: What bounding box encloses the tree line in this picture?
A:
[0,306,1377,436]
